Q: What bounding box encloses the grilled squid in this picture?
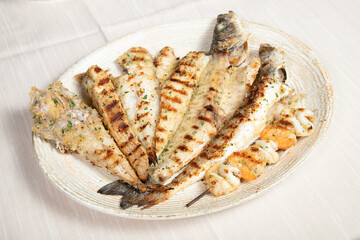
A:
[204,163,241,197]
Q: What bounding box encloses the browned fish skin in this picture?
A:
[78,66,149,181]
[30,82,151,190]
[155,51,210,157]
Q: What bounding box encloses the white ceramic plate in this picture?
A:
[33,19,333,219]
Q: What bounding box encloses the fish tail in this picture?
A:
[138,191,171,209]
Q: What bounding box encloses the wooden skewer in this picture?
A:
[186,188,210,207]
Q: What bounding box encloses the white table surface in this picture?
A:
[0,0,359,239]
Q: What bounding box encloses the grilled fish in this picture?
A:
[77,66,150,181]
[155,51,210,157]
[154,46,178,87]
[150,12,250,184]
[115,47,160,164]
[139,43,288,208]
[30,82,153,191]
[210,11,249,66]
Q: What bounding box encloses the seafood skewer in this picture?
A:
[188,95,316,204]
[30,82,158,191]
[138,43,288,208]
[154,46,178,87]
[77,66,150,181]
[155,51,210,157]
[150,11,251,184]
[115,47,160,164]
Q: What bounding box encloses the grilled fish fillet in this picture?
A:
[30,82,152,191]
[139,43,288,208]
[220,57,261,121]
[154,46,178,87]
[150,12,251,184]
[77,66,149,181]
[115,47,160,164]
[155,51,210,157]
[151,53,228,184]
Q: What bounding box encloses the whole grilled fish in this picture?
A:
[149,11,250,184]
[115,47,160,164]
[154,46,178,87]
[155,51,210,157]
[138,43,288,208]
[30,82,156,191]
[77,66,150,181]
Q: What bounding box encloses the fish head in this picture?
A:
[210,11,249,66]
[258,44,287,83]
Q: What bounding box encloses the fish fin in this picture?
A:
[98,180,149,209]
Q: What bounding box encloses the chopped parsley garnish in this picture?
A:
[53,99,58,104]
[70,100,75,107]
[67,114,71,118]
[143,94,147,100]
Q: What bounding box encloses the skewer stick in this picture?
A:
[186,188,210,207]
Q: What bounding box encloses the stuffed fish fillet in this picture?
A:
[150,11,250,184]
[30,82,153,191]
[77,66,150,181]
[154,46,178,87]
[155,51,210,157]
[139,43,288,208]
[115,47,160,164]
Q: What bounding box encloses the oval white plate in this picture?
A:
[33,19,333,219]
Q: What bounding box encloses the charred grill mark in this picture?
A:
[157,126,166,132]
[120,141,129,149]
[128,134,134,141]
[278,119,294,127]
[198,115,213,123]
[133,144,142,153]
[136,111,149,121]
[170,78,195,88]
[104,149,113,159]
[173,157,182,164]
[119,123,129,131]
[155,137,164,143]
[177,145,189,152]
[161,102,177,112]
[189,161,201,169]
[209,87,216,92]
[98,77,110,86]
[184,134,194,141]
[204,104,215,112]
[250,146,259,152]
[106,100,119,110]
[211,145,222,150]
[94,67,102,73]
[192,125,199,130]
[162,94,182,104]
[110,112,124,123]
[163,85,188,95]
[139,122,149,131]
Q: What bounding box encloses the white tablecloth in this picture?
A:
[0,0,359,239]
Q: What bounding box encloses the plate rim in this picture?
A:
[32,18,334,220]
